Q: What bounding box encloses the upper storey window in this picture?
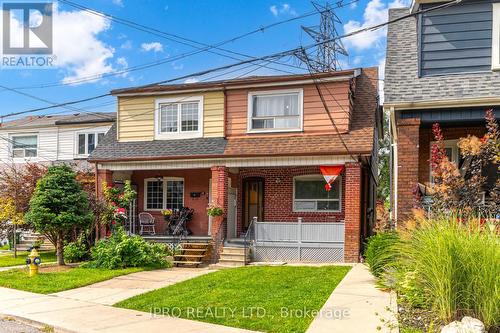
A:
[247,89,303,133]
[155,96,203,139]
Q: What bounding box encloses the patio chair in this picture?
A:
[138,212,156,235]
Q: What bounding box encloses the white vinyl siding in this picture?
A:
[293,175,342,212]
[247,89,303,133]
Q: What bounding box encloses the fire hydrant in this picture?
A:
[25,248,42,277]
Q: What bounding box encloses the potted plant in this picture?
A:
[207,204,224,217]
[161,209,173,221]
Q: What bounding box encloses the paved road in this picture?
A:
[0,317,44,333]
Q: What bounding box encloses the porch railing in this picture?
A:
[250,218,345,262]
[243,217,257,265]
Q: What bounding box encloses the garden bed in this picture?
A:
[115,265,350,333]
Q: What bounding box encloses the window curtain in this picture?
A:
[252,94,299,117]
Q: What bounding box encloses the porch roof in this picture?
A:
[89,124,227,161]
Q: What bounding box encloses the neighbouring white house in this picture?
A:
[0,112,115,169]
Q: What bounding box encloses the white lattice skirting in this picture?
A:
[252,244,344,263]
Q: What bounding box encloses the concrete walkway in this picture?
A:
[0,287,259,333]
[306,264,398,333]
[52,267,215,305]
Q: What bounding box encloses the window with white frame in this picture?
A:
[293,175,341,212]
[77,132,106,156]
[248,89,303,132]
[11,135,38,158]
[492,3,500,70]
[155,97,203,139]
[144,177,184,211]
[430,140,462,183]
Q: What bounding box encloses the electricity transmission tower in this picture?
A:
[299,1,348,72]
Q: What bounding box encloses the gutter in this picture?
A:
[88,149,373,164]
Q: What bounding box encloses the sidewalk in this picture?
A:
[0,287,259,333]
[306,263,398,333]
[53,267,214,305]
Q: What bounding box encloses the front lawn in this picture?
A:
[0,251,56,268]
[116,265,351,333]
[0,266,143,294]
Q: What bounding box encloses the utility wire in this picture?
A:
[11,0,360,90]
[1,0,461,120]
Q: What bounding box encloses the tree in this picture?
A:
[25,165,93,265]
[377,110,391,203]
[428,109,499,217]
[0,162,47,258]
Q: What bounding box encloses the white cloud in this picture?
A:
[112,0,124,7]
[184,78,199,84]
[141,42,163,53]
[51,7,115,84]
[120,40,132,50]
[350,1,358,9]
[343,0,410,50]
[270,3,297,17]
[172,62,184,70]
[116,57,128,68]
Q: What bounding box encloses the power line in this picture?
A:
[11,0,360,90]
[1,0,461,120]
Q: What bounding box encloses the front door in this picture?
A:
[243,178,264,230]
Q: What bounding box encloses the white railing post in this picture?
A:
[297,217,303,261]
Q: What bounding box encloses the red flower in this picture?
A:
[111,221,116,225]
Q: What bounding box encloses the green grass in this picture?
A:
[0,266,143,294]
[0,251,56,267]
[116,265,351,333]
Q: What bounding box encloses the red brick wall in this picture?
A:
[210,166,228,237]
[418,126,486,185]
[131,169,211,235]
[236,166,347,236]
[396,118,420,224]
[344,162,362,262]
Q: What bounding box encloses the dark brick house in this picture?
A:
[385,0,500,223]
[90,69,380,263]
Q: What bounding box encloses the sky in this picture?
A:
[0,0,411,118]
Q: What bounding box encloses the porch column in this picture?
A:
[210,166,228,237]
[396,118,420,224]
[95,168,113,239]
[344,162,362,263]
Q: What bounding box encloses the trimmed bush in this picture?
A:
[64,240,88,263]
[364,231,400,286]
[86,227,171,269]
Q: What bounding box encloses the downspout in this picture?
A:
[389,107,398,224]
[94,162,100,240]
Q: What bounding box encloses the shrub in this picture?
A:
[397,216,500,330]
[64,240,88,263]
[364,231,400,286]
[86,227,171,269]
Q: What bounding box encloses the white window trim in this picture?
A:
[492,3,500,71]
[143,177,185,212]
[429,139,459,183]
[10,133,39,161]
[292,174,342,213]
[74,131,106,158]
[247,88,304,134]
[154,96,204,140]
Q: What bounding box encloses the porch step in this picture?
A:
[172,242,210,268]
[172,260,202,266]
[224,238,249,248]
[217,246,250,267]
